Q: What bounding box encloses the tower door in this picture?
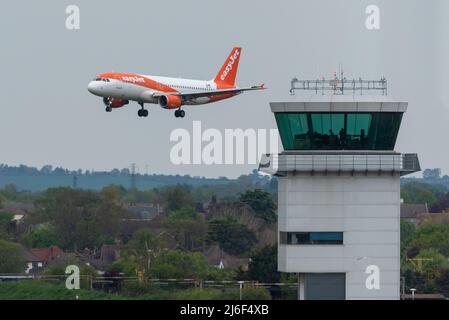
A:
[304,273,346,300]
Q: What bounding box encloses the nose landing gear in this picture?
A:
[174,109,185,118]
[104,97,113,112]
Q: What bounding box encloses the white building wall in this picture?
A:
[278,172,401,300]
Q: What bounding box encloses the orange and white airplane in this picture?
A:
[87,47,265,118]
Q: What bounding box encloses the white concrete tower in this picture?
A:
[260,88,420,300]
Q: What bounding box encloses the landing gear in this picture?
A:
[138,109,148,117]
[137,102,148,117]
[104,97,112,112]
[174,109,185,118]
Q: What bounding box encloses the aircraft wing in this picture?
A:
[152,84,266,99]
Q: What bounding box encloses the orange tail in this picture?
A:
[213,47,241,88]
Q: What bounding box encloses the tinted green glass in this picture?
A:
[275,112,402,150]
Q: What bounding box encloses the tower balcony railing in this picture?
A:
[259,153,420,176]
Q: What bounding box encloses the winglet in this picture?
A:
[251,84,266,90]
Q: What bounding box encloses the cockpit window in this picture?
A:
[93,78,110,82]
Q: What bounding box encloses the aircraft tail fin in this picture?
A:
[213,47,241,88]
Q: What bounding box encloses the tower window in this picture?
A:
[280,232,343,245]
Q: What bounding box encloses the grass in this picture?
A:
[0,280,273,300]
[0,280,128,300]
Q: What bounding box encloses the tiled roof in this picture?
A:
[30,246,64,263]
[401,203,429,218]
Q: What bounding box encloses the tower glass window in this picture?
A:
[275,112,403,151]
[280,232,343,245]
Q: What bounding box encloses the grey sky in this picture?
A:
[0,0,448,178]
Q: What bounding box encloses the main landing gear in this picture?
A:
[137,102,148,117]
[174,109,185,118]
[105,106,112,112]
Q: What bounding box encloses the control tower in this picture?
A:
[260,76,420,300]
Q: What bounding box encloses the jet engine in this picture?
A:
[103,97,129,108]
[159,95,182,109]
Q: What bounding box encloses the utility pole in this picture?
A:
[72,175,78,189]
[130,163,137,190]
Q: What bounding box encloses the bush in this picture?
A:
[0,239,25,273]
[151,250,209,280]
[206,267,236,282]
[173,288,224,300]
[0,281,126,300]
[120,282,173,300]
[110,253,138,276]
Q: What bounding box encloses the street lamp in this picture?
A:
[410,288,416,300]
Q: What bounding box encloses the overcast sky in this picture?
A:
[1,0,448,178]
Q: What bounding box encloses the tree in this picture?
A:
[431,193,449,213]
[33,187,128,250]
[401,219,416,247]
[435,268,449,297]
[151,250,209,280]
[410,221,449,256]
[111,252,139,277]
[423,168,442,180]
[0,211,14,239]
[239,189,276,224]
[414,249,449,292]
[21,224,60,248]
[127,228,163,273]
[245,245,280,283]
[402,269,426,293]
[208,218,257,256]
[101,185,126,204]
[0,184,18,201]
[415,248,448,273]
[0,239,25,273]
[165,185,195,212]
[164,207,208,251]
[400,182,438,207]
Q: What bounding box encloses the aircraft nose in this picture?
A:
[87,81,96,94]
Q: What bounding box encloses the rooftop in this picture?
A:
[270,95,407,113]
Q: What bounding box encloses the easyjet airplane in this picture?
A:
[87,47,265,118]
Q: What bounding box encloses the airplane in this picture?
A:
[87,47,265,118]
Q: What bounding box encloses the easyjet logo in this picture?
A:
[122,76,145,83]
[220,49,239,81]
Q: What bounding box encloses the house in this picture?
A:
[30,245,65,264]
[127,203,162,220]
[12,214,25,224]
[402,293,447,300]
[22,250,44,274]
[203,245,250,270]
[400,203,429,225]
[2,203,34,217]
[76,245,123,271]
[100,244,122,264]
[22,246,66,273]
